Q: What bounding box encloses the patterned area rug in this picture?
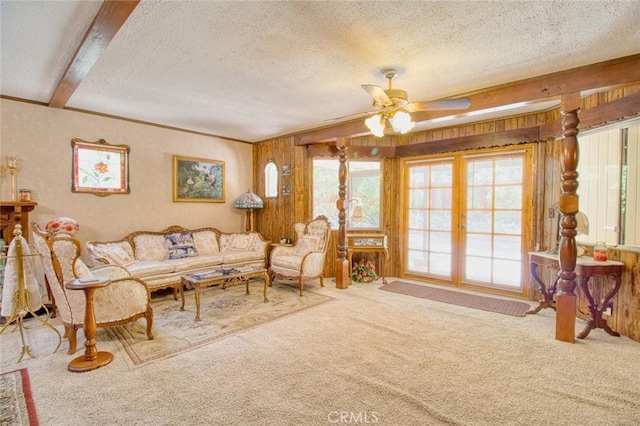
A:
[380,281,531,317]
[0,368,38,426]
[105,281,333,366]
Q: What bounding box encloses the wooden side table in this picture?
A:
[528,252,624,339]
[575,258,624,339]
[347,234,389,284]
[65,277,113,372]
[528,252,561,314]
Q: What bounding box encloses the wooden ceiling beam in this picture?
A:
[306,144,395,158]
[411,55,640,123]
[395,127,540,158]
[539,91,640,139]
[48,0,140,108]
[294,54,640,145]
[293,120,370,146]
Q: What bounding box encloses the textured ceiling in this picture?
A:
[2,1,640,143]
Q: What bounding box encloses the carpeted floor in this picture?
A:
[380,280,531,316]
[104,281,333,366]
[0,368,38,426]
[2,278,640,425]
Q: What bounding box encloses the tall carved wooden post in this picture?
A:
[556,93,581,343]
[335,137,350,289]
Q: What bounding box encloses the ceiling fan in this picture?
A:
[327,69,471,136]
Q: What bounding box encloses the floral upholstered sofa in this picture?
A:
[86,226,269,297]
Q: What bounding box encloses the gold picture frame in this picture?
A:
[71,138,130,196]
[173,155,225,203]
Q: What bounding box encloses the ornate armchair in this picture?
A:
[269,216,330,296]
[31,223,153,354]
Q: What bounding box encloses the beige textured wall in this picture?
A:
[0,99,253,245]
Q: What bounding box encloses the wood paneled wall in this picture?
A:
[612,249,640,341]
[252,136,308,243]
[253,86,640,342]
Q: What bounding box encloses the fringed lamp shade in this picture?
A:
[234,190,264,232]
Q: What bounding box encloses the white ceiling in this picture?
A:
[2,1,640,143]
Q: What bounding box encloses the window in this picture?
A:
[312,159,381,229]
[577,119,640,246]
[264,161,278,198]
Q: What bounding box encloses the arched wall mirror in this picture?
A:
[576,117,640,247]
[264,160,278,198]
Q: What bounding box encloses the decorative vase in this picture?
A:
[593,242,607,261]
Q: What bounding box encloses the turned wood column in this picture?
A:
[66,277,113,372]
[556,93,581,343]
[335,137,350,289]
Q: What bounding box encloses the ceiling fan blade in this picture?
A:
[411,98,471,111]
[362,84,392,106]
[324,111,373,122]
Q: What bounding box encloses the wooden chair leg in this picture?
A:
[67,326,79,355]
[298,278,304,296]
[44,275,57,318]
[145,309,154,340]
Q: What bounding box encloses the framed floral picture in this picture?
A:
[71,138,130,196]
[173,155,225,202]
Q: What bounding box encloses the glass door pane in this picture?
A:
[462,154,524,289]
[406,160,453,279]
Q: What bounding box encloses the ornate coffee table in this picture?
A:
[180,267,270,321]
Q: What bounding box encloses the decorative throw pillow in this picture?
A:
[46,217,80,235]
[229,234,253,251]
[164,232,199,259]
[100,244,135,266]
[192,230,219,255]
[294,236,321,257]
[134,235,168,261]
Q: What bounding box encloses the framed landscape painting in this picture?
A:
[173,155,225,202]
[71,138,130,196]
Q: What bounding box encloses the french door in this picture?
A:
[403,147,533,295]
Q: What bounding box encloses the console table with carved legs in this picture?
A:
[528,252,624,339]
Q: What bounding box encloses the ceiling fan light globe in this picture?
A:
[365,114,385,137]
[389,110,415,133]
